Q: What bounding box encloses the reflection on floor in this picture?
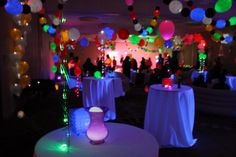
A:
[1,84,236,157]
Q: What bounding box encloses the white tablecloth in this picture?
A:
[144,84,197,148]
[34,123,159,157]
[226,76,236,90]
[82,77,124,120]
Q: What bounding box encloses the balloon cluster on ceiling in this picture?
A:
[162,0,236,44]
[124,0,160,36]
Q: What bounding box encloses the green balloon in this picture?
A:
[94,71,102,79]
[43,25,50,32]
[129,35,140,45]
[215,0,232,13]
[199,53,207,60]
[146,26,153,34]
[50,42,57,51]
[51,65,57,73]
[229,16,236,26]
[213,32,221,40]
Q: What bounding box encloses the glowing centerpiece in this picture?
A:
[86,107,108,144]
[162,78,173,88]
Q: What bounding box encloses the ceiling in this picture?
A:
[45,0,236,35]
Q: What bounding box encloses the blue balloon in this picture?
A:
[5,0,23,15]
[53,55,59,63]
[190,8,205,22]
[164,40,173,48]
[102,27,114,40]
[48,26,56,35]
[225,36,233,43]
[216,19,226,29]
[142,30,148,36]
[80,37,89,47]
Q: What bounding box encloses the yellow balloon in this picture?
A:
[154,37,164,47]
[150,19,158,27]
[20,14,32,26]
[18,61,29,75]
[39,17,47,25]
[10,28,22,41]
[14,45,25,56]
[19,75,31,88]
[205,25,213,32]
[60,30,69,42]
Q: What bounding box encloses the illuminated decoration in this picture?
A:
[198,52,207,72]
[159,20,175,40]
[79,37,89,47]
[124,1,161,35]
[70,108,90,135]
[215,0,232,13]
[215,19,226,29]
[164,40,173,48]
[4,0,23,15]
[51,65,57,73]
[162,78,173,88]
[94,71,102,79]
[59,144,69,152]
[190,8,205,22]
[50,42,57,51]
[86,107,108,145]
[169,0,183,14]
[229,16,236,26]
[129,35,140,44]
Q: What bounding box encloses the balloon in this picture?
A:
[159,20,175,40]
[164,40,173,48]
[216,19,226,29]
[150,19,158,27]
[4,0,23,15]
[10,28,22,41]
[215,0,232,13]
[52,18,60,26]
[125,0,134,6]
[134,23,142,31]
[154,37,164,47]
[14,44,25,56]
[19,75,31,88]
[118,28,129,40]
[61,30,69,42]
[190,8,205,22]
[51,65,57,73]
[129,35,140,44]
[169,0,183,14]
[202,17,212,25]
[39,17,47,25]
[173,35,182,45]
[68,28,80,41]
[20,13,32,26]
[48,26,56,35]
[74,66,81,76]
[80,37,89,47]
[138,39,145,46]
[97,30,108,44]
[18,61,29,75]
[205,25,213,31]
[102,27,114,40]
[229,16,236,26]
[28,0,42,13]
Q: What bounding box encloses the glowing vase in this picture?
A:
[86,107,108,144]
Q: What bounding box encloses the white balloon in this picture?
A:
[53,18,60,26]
[17,110,25,119]
[134,23,142,31]
[28,0,43,13]
[97,31,108,44]
[173,35,182,45]
[68,28,80,41]
[169,0,183,14]
[202,17,212,25]
[10,83,22,97]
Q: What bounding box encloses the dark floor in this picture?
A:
[1,84,236,157]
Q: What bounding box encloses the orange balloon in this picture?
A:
[150,19,158,27]
[39,17,47,25]
[19,75,31,88]
[154,37,164,47]
[205,25,213,32]
[14,45,25,56]
[20,14,32,26]
[10,28,22,41]
[60,30,69,42]
[18,61,29,75]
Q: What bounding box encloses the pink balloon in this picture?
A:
[159,20,175,40]
[125,0,134,6]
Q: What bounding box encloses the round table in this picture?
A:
[144,84,197,148]
[34,123,159,157]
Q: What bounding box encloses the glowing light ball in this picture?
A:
[42,24,50,32]
[48,26,56,35]
[18,61,29,75]
[86,107,108,144]
[190,8,205,22]
[213,32,222,40]
[141,30,148,36]
[146,26,153,34]
[39,17,47,25]
[102,27,114,40]
[97,30,108,44]
[159,20,175,40]
[199,53,207,60]
[10,28,22,41]
[50,42,57,51]
[162,78,172,88]
[80,37,89,47]
[118,28,129,40]
[53,55,59,63]
[154,37,164,47]
[17,110,25,119]
[19,75,31,88]
[134,23,142,31]
[129,35,140,44]
[4,0,23,15]
[164,40,173,48]
[51,65,57,73]
[52,18,60,26]
[229,16,236,26]
[70,108,90,135]
[225,35,233,43]
[94,71,102,79]
[169,0,183,14]
[68,28,80,41]
[215,0,232,13]
[216,19,226,29]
